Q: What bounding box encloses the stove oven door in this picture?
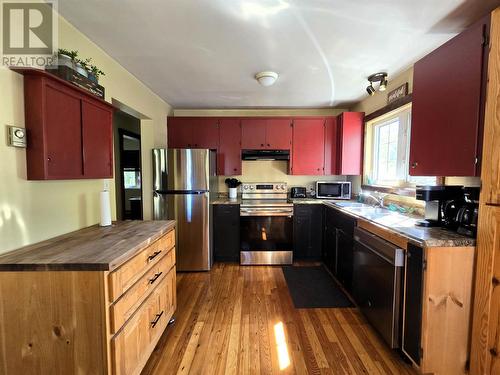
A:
[240,207,293,265]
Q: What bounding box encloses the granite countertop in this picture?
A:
[322,201,475,248]
[0,220,176,271]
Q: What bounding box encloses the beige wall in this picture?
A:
[218,161,348,193]
[0,15,171,254]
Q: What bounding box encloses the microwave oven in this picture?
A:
[316,181,351,200]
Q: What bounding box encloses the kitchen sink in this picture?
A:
[334,202,371,208]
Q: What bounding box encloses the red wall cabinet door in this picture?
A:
[191,118,219,149]
[44,83,84,179]
[241,118,267,149]
[82,100,114,178]
[409,17,489,176]
[266,118,292,149]
[167,117,193,148]
[324,117,338,175]
[17,69,115,180]
[218,118,242,175]
[291,118,325,175]
[338,112,364,175]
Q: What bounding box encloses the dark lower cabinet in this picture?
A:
[336,228,354,292]
[213,204,240,262]
[322,205,355,292]
[293,204,323,259]
[323,207,337,273]
[402,243,424,366]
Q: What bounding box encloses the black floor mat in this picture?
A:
[282,266,354,308]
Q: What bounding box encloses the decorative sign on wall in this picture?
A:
[387,83,409,104]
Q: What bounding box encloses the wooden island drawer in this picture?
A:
[108,229,175,302]
[109,248,175,334]
[111,268,176,375]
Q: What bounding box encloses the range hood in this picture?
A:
[242,149,290,161]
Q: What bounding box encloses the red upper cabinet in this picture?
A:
[191,118,219,149]
[82,100,113,178]
[409,16,489,177]
[17,69,113,180]
[168,117,194,148]
[218,118,242,175]
[337,112,364,175]
[323,117,338,175]
[43,83,83,179]
[241,118,267,149]
[266,118,292,149]
[291,118,325,175]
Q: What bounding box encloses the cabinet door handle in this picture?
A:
[148,271,163,284]
[260,143,264,147]
[411,161,418,169]
[148,250,162,262]
[267,144,270,147]
[150,310,164,328]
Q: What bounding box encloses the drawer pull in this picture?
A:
[149,272,163,284]
[148,250,162,262]
[151,311,164,328]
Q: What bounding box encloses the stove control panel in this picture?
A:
[242,182,288,192]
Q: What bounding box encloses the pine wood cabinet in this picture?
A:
[16,68,114,180]
[0,223,176,375]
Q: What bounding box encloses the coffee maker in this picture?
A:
[415,185,464,227]
[456,187,480,237]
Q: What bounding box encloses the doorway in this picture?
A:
[114,111,143,220]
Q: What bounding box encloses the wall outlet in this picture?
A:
[103,180,110,191]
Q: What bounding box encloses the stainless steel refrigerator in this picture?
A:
[152,149,217,271]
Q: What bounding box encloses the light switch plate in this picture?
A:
[7,126,27,148]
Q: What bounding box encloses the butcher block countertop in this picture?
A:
[0,220,176,272]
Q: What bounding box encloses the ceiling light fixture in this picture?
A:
[366,72,388,95]
[366,82,376,96]
[255,71,279,87]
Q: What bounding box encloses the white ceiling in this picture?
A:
[58,0,500,108]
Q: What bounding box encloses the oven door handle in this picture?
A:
[240,208,293,217]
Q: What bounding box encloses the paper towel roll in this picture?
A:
[100,191,112,227]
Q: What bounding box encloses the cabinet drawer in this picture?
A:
[108,230,175,302]
[110,248,175,334]
[111,268,176,375]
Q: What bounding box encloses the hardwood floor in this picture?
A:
[141,263,416,375]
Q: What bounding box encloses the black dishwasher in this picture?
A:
[352,227,405,348]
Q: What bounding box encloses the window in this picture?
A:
[364,104,436,187]
[123,169,141,189]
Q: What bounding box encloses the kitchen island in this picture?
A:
[0,220,176,375]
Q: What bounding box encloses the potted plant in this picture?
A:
[74,58,89,77]
[57,48,77,68]
[88,64,105,83]
[225,178,241,199]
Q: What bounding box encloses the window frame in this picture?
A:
[363,103,436,189]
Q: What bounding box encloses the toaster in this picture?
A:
[290,187,307,198]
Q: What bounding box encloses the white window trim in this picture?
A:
[363,103,436,188]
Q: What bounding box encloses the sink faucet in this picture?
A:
[363,192,387,208]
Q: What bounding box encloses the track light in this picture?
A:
[379,77,388,91]
[366,83,376,96]
[366,72,388,95]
